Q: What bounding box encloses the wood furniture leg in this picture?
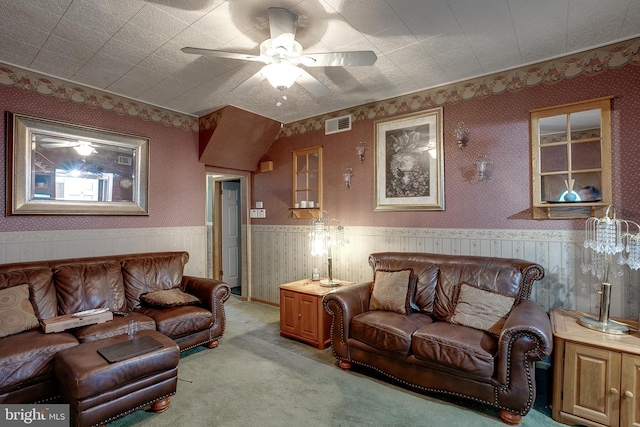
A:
[499,410,522,425]
[151,397,171,413]
[206,340,219,349]
[338,360,352,370]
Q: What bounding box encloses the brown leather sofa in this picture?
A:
[323,252,553,425]
[0,251,230,405]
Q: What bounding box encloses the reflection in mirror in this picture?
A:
[33,134,136,202]
[539,115,567,143]
[570,109,601,140]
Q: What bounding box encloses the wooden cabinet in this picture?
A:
[551,308,640,427]
[279,279,353,349]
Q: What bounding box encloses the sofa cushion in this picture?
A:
[140,288,201,308]
[53,262,125,314]
[368,256,439,314]
[449,283,515,335]
[434,264,522,320]
[370,269,413,315]
[351,311,433,356]
[0,267,57,320]
[411,322,498,379]
[0,329,78,394]
[122,253,188,309]
[0,284,40,338]
[136,305,213,338]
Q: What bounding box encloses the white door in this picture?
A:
[222,181,241,290]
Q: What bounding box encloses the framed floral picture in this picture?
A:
[374,108,444,211]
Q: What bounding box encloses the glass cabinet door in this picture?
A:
[531,97,612,219]
[292,146,323,218]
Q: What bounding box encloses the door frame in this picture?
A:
[206,169,251,299]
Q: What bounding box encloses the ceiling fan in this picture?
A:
[37,136,98,156]
[181,7,377,97]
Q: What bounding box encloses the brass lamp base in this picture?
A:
[578,315,629,335]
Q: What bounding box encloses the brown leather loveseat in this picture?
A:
[0,251,230,404]
[323,252,552,425]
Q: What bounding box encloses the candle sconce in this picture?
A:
[343,168,353,188]
[356,143,366,162]
[453,122,470,149]
[474,155,490,181]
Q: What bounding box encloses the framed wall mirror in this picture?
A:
[530,97,612,219]
[6,112,149,215]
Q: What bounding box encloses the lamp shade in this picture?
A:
[261,63,303,90]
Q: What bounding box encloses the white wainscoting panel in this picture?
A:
[250,225,640,321]
[0,226,207,277]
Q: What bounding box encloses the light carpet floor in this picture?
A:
[110,296,563,427]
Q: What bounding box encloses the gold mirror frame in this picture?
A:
[6,112,149,216]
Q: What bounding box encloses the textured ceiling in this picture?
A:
[1,0,639,124]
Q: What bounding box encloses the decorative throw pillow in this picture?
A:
[0,284,40,338]
[370,269,414,315]
[140,288,201,308]
[449,283,516,335]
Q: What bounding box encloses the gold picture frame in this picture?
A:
[6,112,149,215]
[374,108,444,211]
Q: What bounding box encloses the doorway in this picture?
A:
[206,173,249,298]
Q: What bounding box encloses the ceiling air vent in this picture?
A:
[118,156,132,166]
[325,115,352,135]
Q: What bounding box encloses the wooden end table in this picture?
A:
[279,278,354,349]
[551,308,640,427]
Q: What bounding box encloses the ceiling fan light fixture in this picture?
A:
[74,144,96,156]
[261,63,303,91]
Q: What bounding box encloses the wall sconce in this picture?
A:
[356,143,366,162]
[474,155,490,181]
[343,168,353,188]
[453,122,470,149]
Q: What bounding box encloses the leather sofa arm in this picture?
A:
[182,276,231,313]
[496,300,553,384]
[322,282,372,352]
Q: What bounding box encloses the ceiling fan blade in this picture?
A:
[268,7,298,40]
[230,70,266,95]
[181,47,265,63]
[301,51,378,67]
[296,70,329,97]
[40,143,76,148]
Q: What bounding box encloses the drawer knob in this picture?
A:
[625,390,634,398]
[610,388,619,395]
[298,314,302,318]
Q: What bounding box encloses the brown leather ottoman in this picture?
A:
[55,330,180,427]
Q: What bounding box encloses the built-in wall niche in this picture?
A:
[291,146,323,219]
[530,97,612,219]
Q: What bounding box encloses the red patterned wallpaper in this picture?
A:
[0,85,203,232]
[254,64,640,230]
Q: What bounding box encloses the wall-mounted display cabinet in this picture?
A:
[291,146,323,219]
[530,96,612,219]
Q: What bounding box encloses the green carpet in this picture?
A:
[110,297,562,427]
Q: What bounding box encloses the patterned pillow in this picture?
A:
[140,288,201,308]
[370,269,414,315]
[0,284,40,338]
[449,283,515,335]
